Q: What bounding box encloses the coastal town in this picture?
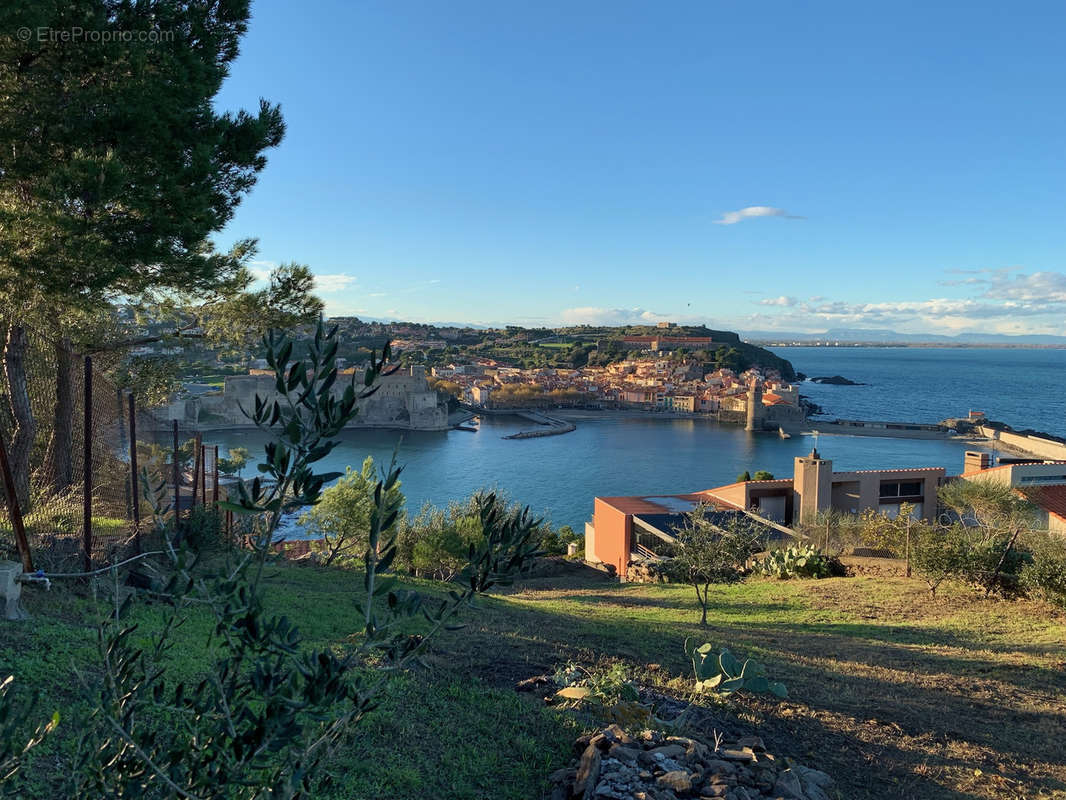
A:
[429,356,803,423]
[156,323,808,432]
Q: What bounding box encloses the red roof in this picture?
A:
[1018,485,1066,523]
[596,493,735,515]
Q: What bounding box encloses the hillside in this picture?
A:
[5,561,1064,799]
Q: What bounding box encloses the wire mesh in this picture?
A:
[0,324,216,571]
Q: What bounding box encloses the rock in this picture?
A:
[772,769,806,799]
[656,771,693,793]
[793,765,834,800]
[718,748,755,763]
[574,744,602,799]
[574,734,593,756]
[809,374,864,385]
[793,765,833,789]
[602,723,635,746]
[608,744,641,763]
[647,744,687,760]
[555,726,833,800]
[703,760,736,775]
[735,736,765,752]
[549,767,575,784]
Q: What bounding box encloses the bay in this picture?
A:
[772,346,1066,436]
[203,414,991,532]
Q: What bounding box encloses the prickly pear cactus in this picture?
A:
[687,641,788,698]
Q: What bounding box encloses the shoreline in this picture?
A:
[159,406,1059,463]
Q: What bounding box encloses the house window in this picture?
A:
[1019,475,1066,484]
[880,480,923,500]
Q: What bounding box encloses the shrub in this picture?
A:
[757,544,845,579]
[964,537,1032,598]
[538,524,582,557]
[299,455,405,566]
[910,522,974,595]
[1020,535,1066,608]
[551,662,652,727]
[396,491,550,580]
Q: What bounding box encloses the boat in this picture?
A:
[778,427,791,439]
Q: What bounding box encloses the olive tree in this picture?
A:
[673,507,766,626]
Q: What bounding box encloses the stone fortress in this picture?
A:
[174,364,451,431]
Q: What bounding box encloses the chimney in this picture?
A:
[964,450,991,473]
[794,449,832,523]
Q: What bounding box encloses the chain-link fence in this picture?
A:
[0,324,223,573]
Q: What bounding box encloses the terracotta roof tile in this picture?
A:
[1018,485,1066,523]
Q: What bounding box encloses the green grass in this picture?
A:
[3,563,1065,799]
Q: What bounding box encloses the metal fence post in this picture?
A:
[212,445,219,508]
[191,433,202,508]
[128,392,141,552]
[0,431,33,572]
[172,420,179,524]
[83,355,93,572]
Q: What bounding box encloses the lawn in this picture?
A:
[2,562,1064,799]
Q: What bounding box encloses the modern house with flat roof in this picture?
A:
[959,453,1066,534]
[585,492,792,579]
[704,450,945,524]
[586,447,1066,580]
[585,449,947,579]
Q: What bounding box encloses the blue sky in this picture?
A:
[214,0,1065,335]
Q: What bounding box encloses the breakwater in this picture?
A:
[502,411,576,439]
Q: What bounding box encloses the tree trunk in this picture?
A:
[3,325,35,509]
[49,337,75,493]
[985,527,1023,597]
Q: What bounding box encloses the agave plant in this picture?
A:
[686,641,788,698]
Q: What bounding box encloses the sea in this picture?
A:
[201,347,1066,532]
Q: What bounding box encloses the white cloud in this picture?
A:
[714,206,804,225]
[248,259,276,283]
[313,273,357,293]
[742,267,1066,335]
[984,271,1066,303]
[559,307,675,326]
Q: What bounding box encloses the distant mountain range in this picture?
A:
[739,328,1066,345]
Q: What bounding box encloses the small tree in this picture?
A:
[217,446,250,478]
[673,507,765,625]
[299,456,404,566]
[938,481,1038,596]
[736,471,752,483]
[752,470,774,481]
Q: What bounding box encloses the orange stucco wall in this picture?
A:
[592,498,631,578]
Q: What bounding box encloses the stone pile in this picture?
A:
[549,725,834,800]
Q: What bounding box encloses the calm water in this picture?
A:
[204,414,991,532]
[203,347,1066,531]
[773,347,1066,435]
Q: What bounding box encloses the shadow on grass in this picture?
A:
[432,587,1066,800]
